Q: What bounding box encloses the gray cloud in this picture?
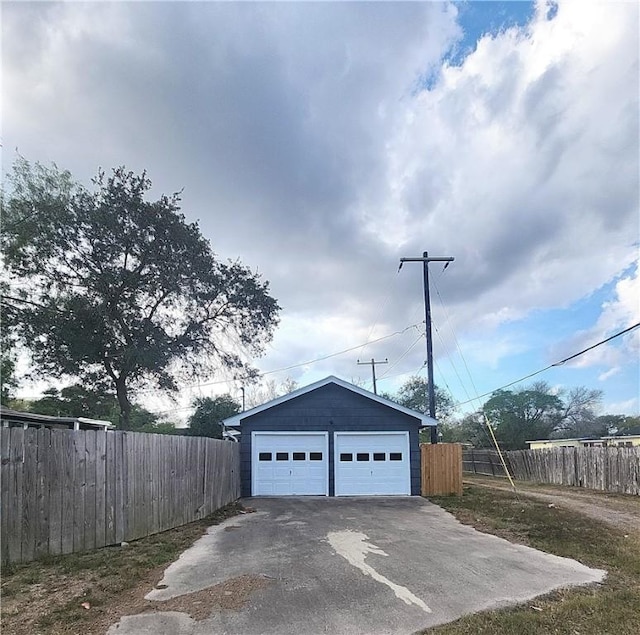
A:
[2,1,638,404]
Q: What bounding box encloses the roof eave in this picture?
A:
[222,375,438,427]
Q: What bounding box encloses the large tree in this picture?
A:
[0,281,19,405]
[1,159,280,429]
[439,411,492,447]
[22,384,175,432]
[601,414,640,436]
[384,376,455,421]
[245,376,299,408]
[552,386,604,438]
[483,384,564,450]
[29,385,119,421]
[188,395,241,439]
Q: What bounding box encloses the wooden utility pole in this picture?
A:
[399,251,454,443]
[357,358,388,395]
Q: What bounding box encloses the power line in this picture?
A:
[433,358,457,404]
[432,278,482,398]
[433,322,475,403]
[376,329,425,383]
[456,321,640,407]
[358,270,400,360]
[142,321,425,405]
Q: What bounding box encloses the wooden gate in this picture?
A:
[421,443,463,496]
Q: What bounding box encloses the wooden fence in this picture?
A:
[421,443,463,496]
[463,448,509,478]
[1,427,241,566]
[463,447,640,495]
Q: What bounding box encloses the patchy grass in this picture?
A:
[1,502,244,635]
[464,474,640,530]
[424,486,640,634]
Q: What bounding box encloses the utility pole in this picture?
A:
[240,387,245,412]
[357,358,388,395]
[399,251,454,443]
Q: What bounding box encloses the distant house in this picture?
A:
[0,406,114,431]
[527,435,640,450]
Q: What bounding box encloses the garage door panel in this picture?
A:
[253,432,328,496]
[335,432,410,496]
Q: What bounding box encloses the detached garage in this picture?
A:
[222,376,436,497]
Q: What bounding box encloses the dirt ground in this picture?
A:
[2,568,271,635]
[464,474,640,533]
[1,504,250,635]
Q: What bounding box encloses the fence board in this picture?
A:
[72,431,86,553]
[7,428,24,563]
[149,434,159,535]
[21,429,38,562]
[158,435,168,532]
[463,447,640,496]
[95,431,107,549]
[48,430,63,556]
[84,430,97,551]
[60,430,75,555]
[34,428,50,559]
[115,432,126,543]
[1,427,11,564]
[104,431,116,546]
[1,428,240,565]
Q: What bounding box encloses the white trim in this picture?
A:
[223,376,437,428]
[251,431,329,496]
[333,431,411,496]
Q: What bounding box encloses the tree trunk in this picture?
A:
[115,376,132,430]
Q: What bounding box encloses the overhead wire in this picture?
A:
[147,321,426,413]
[455,321,640,407]
[431,270,639,488]
[370,266,451,388]
[376,329,425,383]
[432,278,483,400]
[431,268,514,484]
[433,322,475,404]
[357,269,401,360]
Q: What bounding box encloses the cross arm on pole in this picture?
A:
[400,256,455,263]
[398,251,454,443]
[357,358,388,395]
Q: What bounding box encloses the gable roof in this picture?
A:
[222,375,438,428]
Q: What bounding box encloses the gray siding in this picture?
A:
[239,383,422,496]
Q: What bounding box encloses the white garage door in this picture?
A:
[252,432,329,496]
[334,432,411,496]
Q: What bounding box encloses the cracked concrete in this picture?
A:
[107,497,605,635]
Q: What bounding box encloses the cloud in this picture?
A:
[556,263,640,376]
[605,397,639,417]
[2,0,638,405]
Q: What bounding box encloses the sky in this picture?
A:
[2,0,639,421]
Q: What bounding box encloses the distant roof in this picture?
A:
[223,375,438,428]
[526,434,640,443]
[0,406,114,430]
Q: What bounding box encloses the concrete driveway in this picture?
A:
[108,497,604,635]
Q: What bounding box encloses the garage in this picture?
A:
[223,376,436,497]
[252,432,328,495]
[334,432,410,496]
